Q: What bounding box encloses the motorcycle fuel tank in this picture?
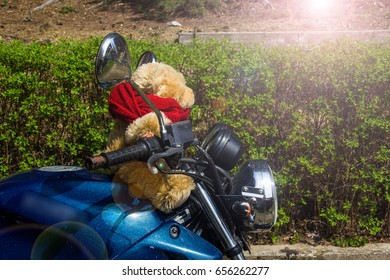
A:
[0,166,222,260]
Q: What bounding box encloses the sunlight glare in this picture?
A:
[309,0,333,12]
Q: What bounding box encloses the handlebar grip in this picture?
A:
[85,137,161,169]
[85,155,107,169]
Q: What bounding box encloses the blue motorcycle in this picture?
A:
[0,33,277,260]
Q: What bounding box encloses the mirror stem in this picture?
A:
[129,80,168,141]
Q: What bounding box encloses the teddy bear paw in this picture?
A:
[153,187,193,213]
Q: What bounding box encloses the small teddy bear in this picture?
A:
[106,62,195,213]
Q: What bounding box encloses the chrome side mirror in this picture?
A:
[95,32,132,88]
[136,51,157,68]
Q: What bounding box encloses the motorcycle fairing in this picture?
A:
[0,166,222,260]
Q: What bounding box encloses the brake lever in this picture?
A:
[147,147,182,174]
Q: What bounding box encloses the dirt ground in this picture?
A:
[0,0,389,43]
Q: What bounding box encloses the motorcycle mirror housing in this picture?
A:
[95,32,132,88]
[136,51,157,68]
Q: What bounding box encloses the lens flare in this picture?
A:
[31,222,108,260]
[0,224,45,259]
[111,174,155,213]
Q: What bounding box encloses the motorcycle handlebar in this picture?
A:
[85,137,161,169]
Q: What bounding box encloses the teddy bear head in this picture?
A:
[106,62,195,150]
[131,62,195,109]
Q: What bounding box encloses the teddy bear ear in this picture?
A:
[180,87,195,109]
[131,63,159,94]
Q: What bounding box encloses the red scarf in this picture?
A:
[108,82,191,124]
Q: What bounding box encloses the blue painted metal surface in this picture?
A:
[0,166,222,260]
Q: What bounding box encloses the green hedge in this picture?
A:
[0,38,107,173]
[0,38,389,244]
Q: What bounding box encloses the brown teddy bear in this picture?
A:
[106,62,195,213]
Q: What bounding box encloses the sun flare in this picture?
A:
[308,0,333,11]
